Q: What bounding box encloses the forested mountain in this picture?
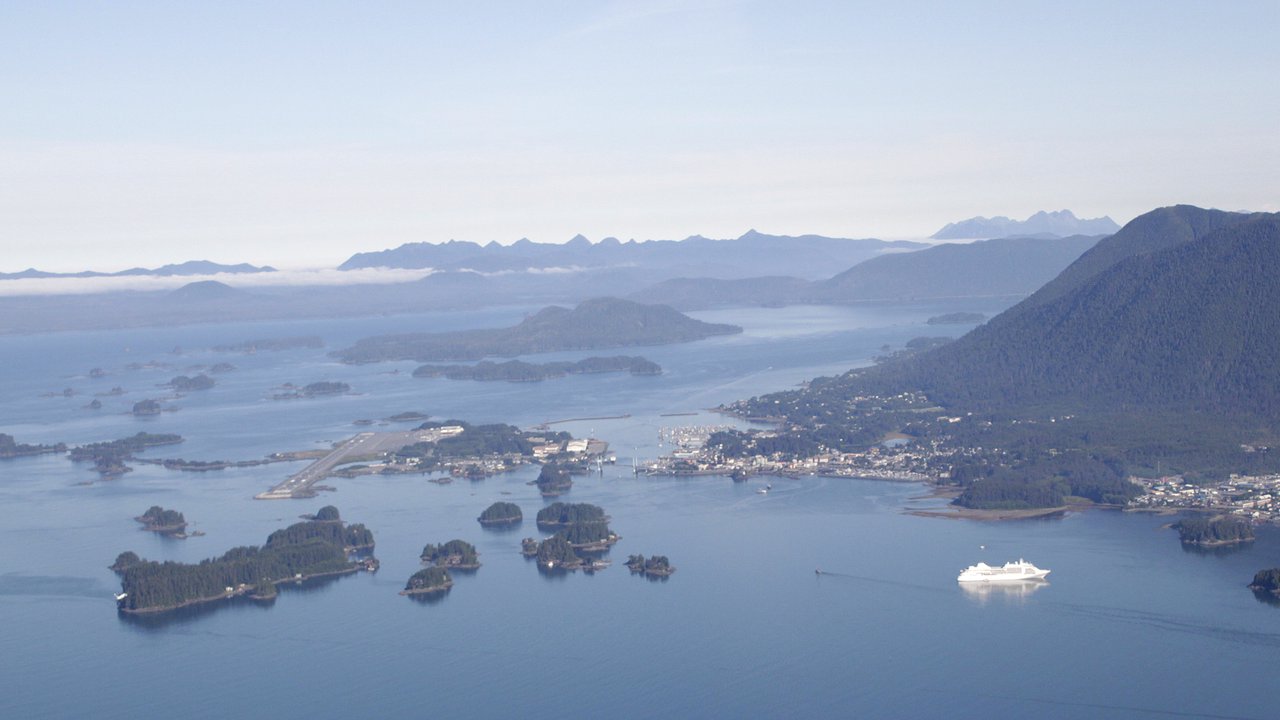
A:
[865,208,1280,418]
[808,235,1100,303]
[931,209,1118,239]
[333,297,741,363]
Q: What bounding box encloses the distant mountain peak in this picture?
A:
[932,210,1118,240]
[566,234,591,246]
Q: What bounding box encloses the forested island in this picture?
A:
[0,433,66,459]
[478,502,522,526]
[114,508,376,613]
[166,374,214,391]
[412,355,661,382]
[625,555,675,577]
[401,566,453,596]
[528,501,619,569]
[333,297,741,363]
[1173,516,1255,546]
[69,432,184,477]
[272,381,350,399]
[131,399,162,416]
[135,506,187,536]
[420,539,480,569]
[1250,569,1280,600]
[535,464,573,497]
[536,502,608,528]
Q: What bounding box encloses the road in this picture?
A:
[255,429,443,499]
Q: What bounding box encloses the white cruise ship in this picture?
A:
[956,559,1049,583]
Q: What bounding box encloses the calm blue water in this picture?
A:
[1,300,1277,719]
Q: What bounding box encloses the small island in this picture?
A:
[625,554,676,577]
[535,502,607,529]
[420,539,480,569]
[1250,569,1280,600]
[478,501,523,526]
[1173,516,1255,546]
[333,297,742,363]
[534,535,585,570]
[135,506,188,537]
[401,566,453,596]
[385,411,429,422]
[70,432,184,477]
[926,312,986,325]
[166,374,215,391]
[272,381,351,400]
[209,362,237,373]
[535,463,573,497]
[132,399,162,416]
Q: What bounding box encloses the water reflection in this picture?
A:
[1180,541,1250,558]
[959,580,1049,605]
[405,589,451,606]
[1251,589,1280,609]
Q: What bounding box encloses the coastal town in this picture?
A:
[1129,473,1280,522]
[645,424,1280,523]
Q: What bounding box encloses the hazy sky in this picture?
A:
[2,1,1277,271]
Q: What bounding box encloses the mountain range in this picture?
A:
[627,235,1101,309]
[0,260,276,281]
[338,230,924,281]
[931,210,1119,240]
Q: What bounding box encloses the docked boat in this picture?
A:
[956,558,1049,583]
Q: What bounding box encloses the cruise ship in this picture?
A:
[956,559,1049,583]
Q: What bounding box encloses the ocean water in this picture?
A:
[1,300,1277,720]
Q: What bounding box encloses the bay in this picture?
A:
[0,299,1276,719]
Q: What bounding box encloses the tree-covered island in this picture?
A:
[1173,516,1255,546]
[535,463,573,497]
[115,508,376,614]
[478,501,523,526]
[526,502,619,568]
[166,374,215,391]
[1250,569,1280,600]
[272,381,350,400]
[535,502,608,528]
[69,432,184,477]
[625,555,676,577]
[135,506,187,536]
[401,566,453,596]
[420,539,480,569]
[333,297,741,363]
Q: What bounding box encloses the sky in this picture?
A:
[1,0,1277,272]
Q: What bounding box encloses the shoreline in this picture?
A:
[118,565,360,615]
